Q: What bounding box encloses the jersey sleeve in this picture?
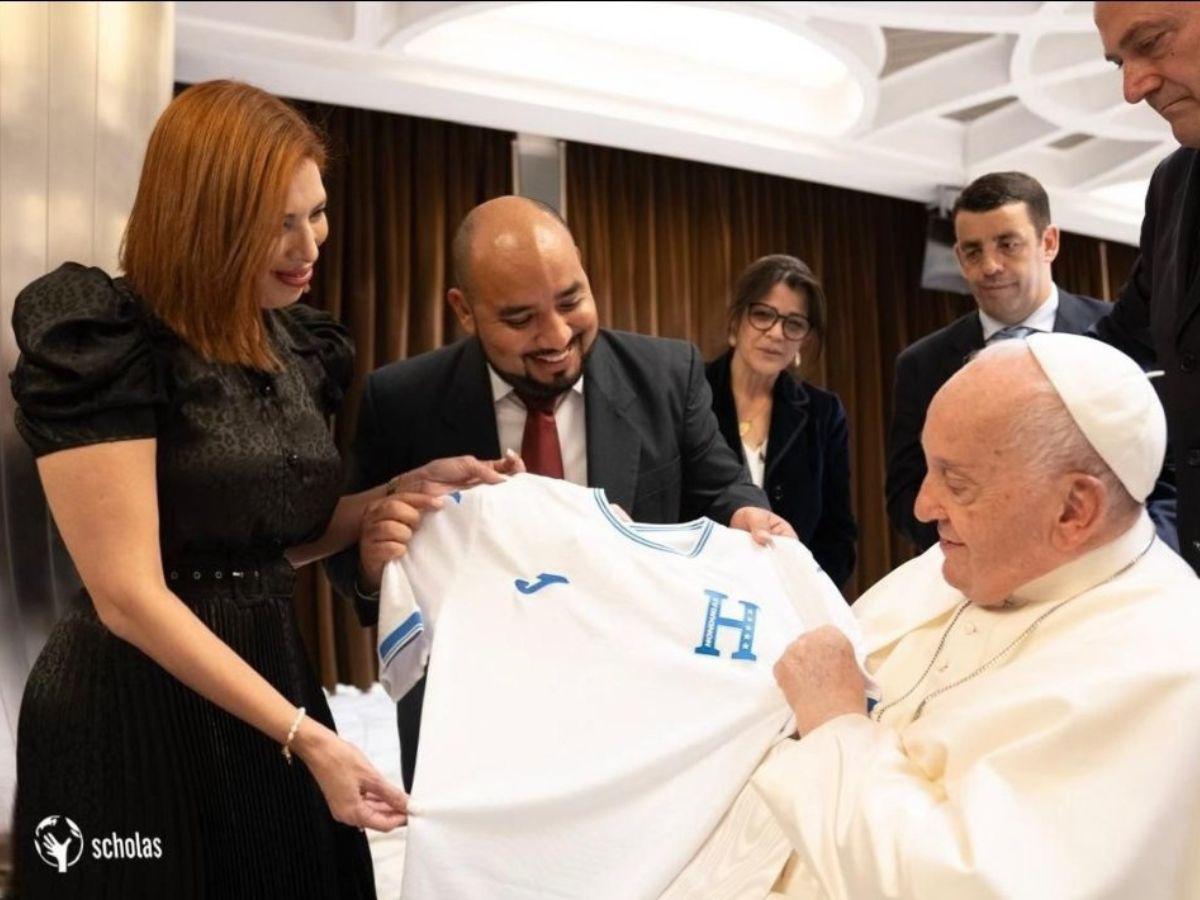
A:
[377,485,486,700]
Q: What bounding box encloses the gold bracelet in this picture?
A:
[282,706,306,765]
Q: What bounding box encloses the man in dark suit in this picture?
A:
[329,195,787,788]
[886,172,1112,550]
[1094,1,1200,575]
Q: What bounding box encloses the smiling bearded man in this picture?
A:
[326,195,791,791]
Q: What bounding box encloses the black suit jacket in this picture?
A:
[325,329,767,788]
[1095,146,1200,574]
[705,351,857,588]
[886,289,1112,550]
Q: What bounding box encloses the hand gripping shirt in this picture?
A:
[378,473,866,899]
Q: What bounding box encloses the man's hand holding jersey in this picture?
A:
[730,505,799,546]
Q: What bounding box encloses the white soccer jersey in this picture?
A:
[378,474,865,900]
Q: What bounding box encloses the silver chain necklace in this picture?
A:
[870,533,1156,725]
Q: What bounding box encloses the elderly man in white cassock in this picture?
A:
[684,333,1200,899]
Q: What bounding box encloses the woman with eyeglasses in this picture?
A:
[705,254,857,589]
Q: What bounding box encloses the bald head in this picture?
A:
[934,342,1086,484]
[451,196,575,295]
[939,342,1061,418]
[935,342,1057,458]
[939,342,1134,512]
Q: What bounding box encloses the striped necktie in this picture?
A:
[988,324,1039,344]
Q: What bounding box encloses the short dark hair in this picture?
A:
[729,254,827,344]
[951,171,1051,235]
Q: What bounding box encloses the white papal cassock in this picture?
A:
[684,512,1200,899]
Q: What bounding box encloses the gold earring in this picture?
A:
[794,351,802,368]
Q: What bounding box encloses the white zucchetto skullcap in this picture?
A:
[1025,332,1166,501]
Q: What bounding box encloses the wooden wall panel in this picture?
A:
[0,2,172,874]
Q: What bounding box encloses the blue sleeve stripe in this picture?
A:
[381,625,424,667]
[379,610,424,661]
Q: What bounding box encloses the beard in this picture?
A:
[488,333,593,402]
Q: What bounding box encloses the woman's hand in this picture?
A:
[294,718,409,832]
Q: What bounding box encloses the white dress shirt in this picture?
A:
[488,365,587,485]
[742,438,768,488]
[978,283,1058,342]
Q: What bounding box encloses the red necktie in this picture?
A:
[517,392,565,479]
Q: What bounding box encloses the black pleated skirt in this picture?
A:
[10,561,376,899]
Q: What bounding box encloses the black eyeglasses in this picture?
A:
[746,303,811,340]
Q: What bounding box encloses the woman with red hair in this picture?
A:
[10,81,410,897]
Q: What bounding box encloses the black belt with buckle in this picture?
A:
[164,553,296,602]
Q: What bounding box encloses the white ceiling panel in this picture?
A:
[175,1,1179,243]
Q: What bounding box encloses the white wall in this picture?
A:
[0,0,173,866]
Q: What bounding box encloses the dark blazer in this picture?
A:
[326,329,767,787]
[705,351,857,589]
[886,288,1112,550]
[1095,146,1200,574]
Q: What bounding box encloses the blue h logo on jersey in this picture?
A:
[694,589,759,661]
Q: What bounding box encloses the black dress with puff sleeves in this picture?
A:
[9,263,375,898]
